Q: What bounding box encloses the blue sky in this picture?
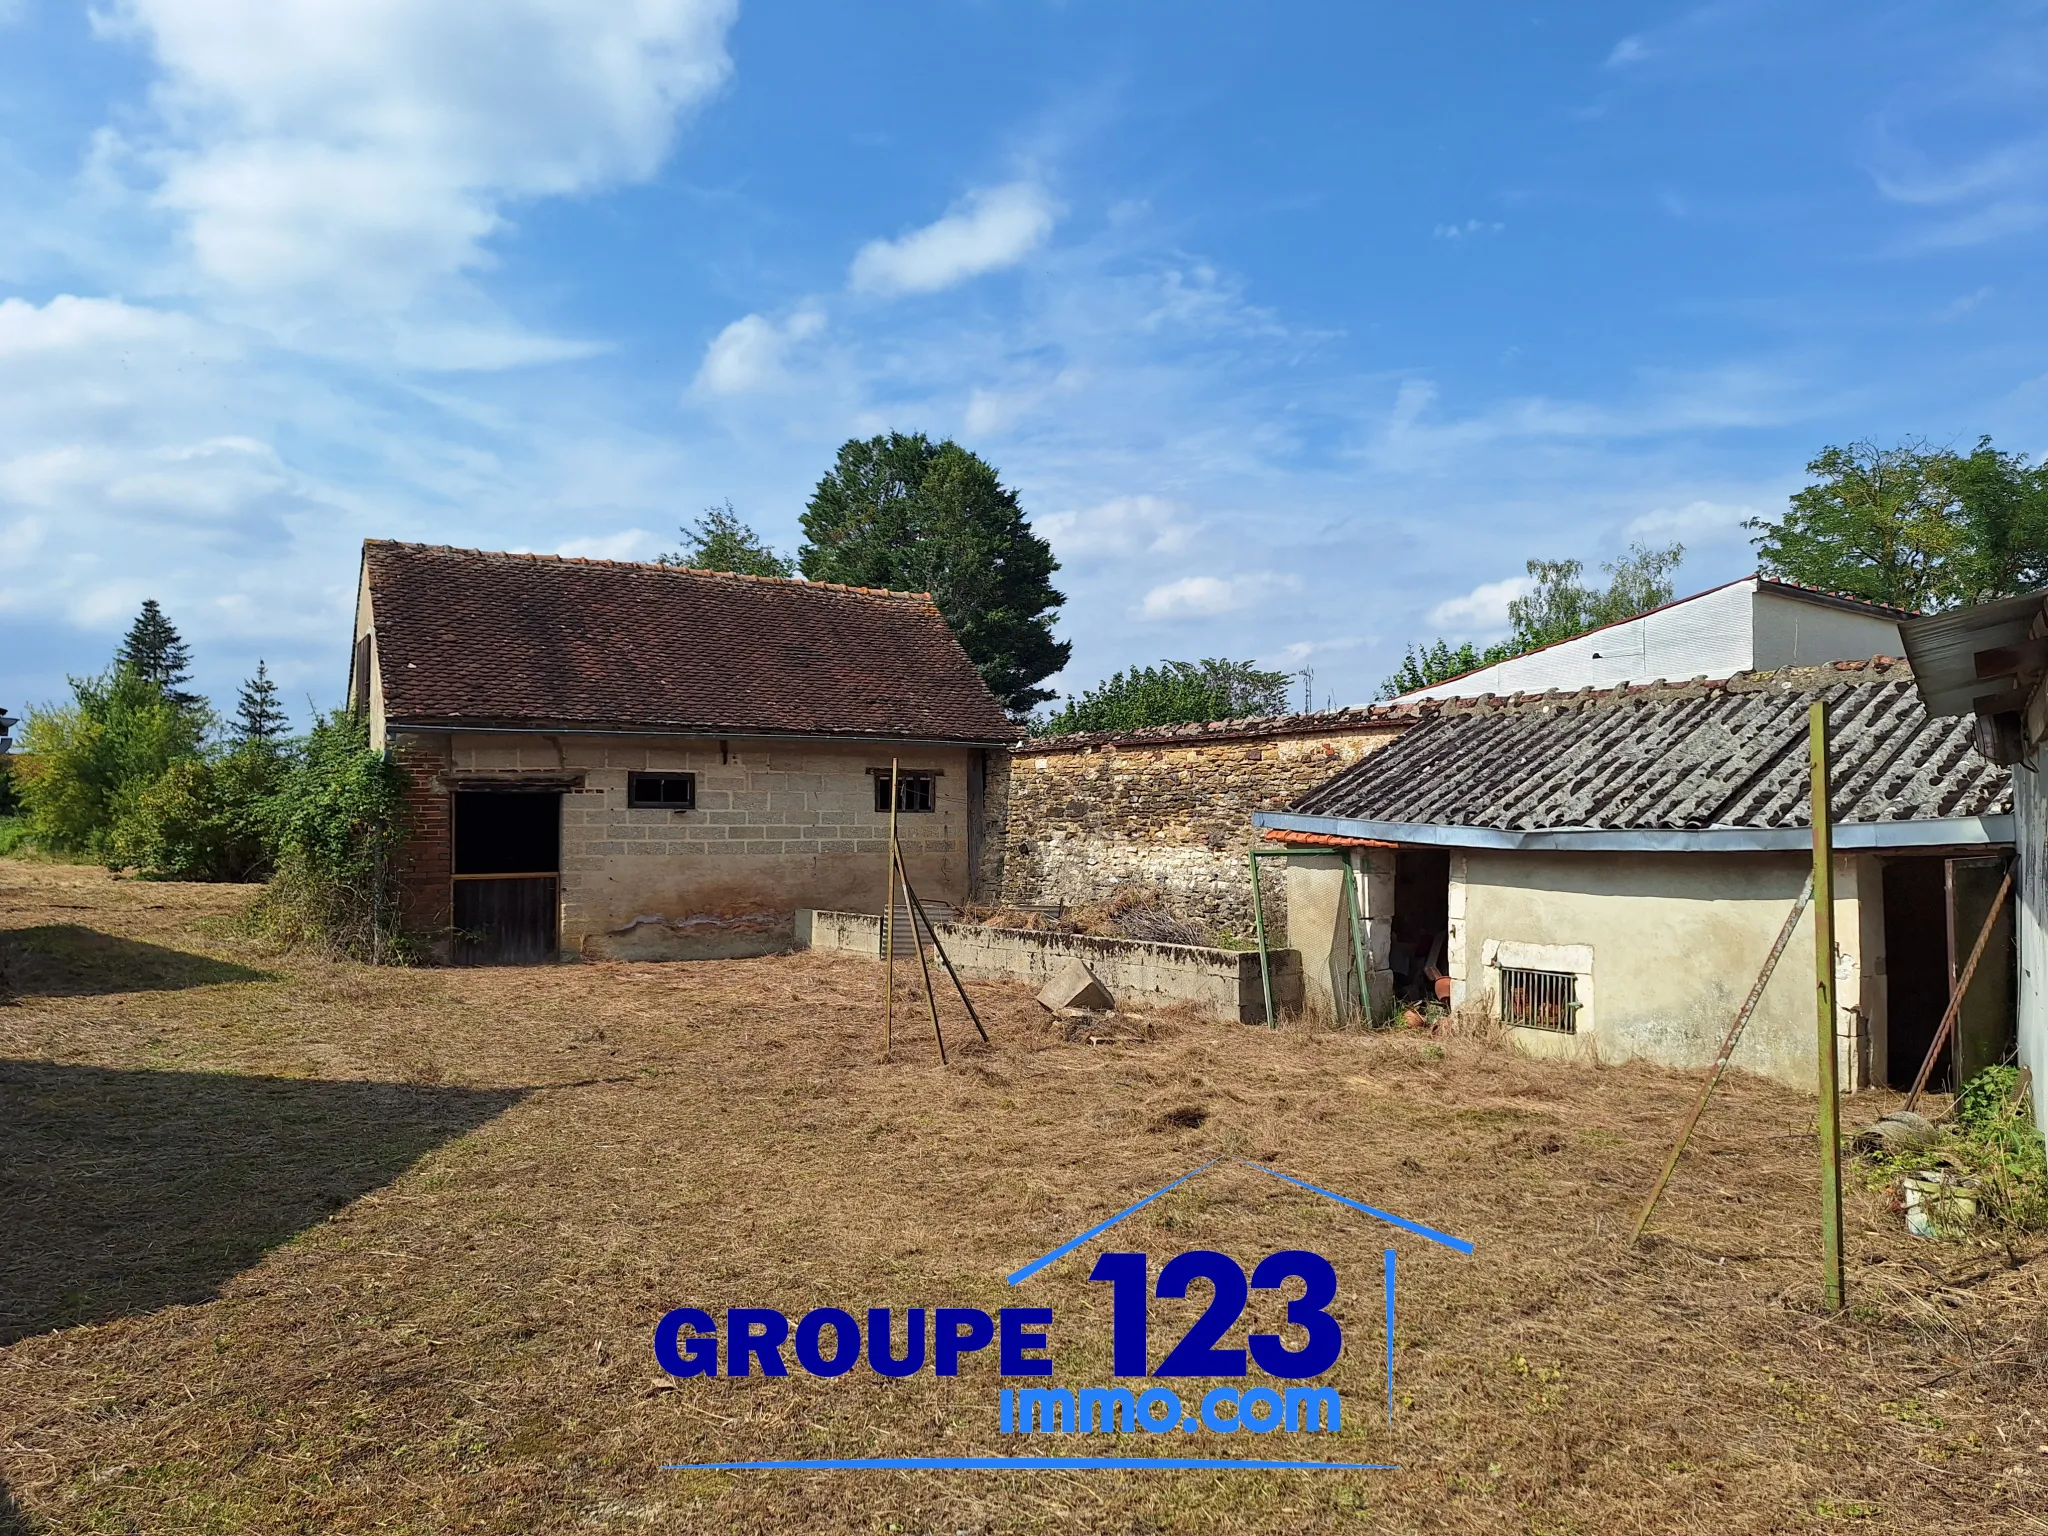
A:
[2,1,2044,723]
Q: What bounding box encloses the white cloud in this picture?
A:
[540,530,659,561]
[1038,494,1197,557]
[1427,575,1534,635]
[1625,499,1762,546]
[1606,35,1651,67]
[96,0,737,324]
[1138,571,1300,621]
[1433,219,1503,241]
[848,182,1057,296]
[692,307,825,396]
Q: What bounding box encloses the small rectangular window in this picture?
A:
[875,770,936,814]
[628,772,696,810]
[1498,967,1579,1033]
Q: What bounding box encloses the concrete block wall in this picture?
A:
[387,730,1004,962]
[798,908,1303,1025]
[1000,718,1408,938]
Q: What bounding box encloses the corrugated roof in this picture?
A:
[1291,662,2009,833]
[361,541,1017,743]
[1899,589,2047,718]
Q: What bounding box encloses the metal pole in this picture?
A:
[1904,867,2013,1113]
[1343,854,1372,1026]
[883,756,900,1058]
[1249,847,1276,1029]
[1810,700,1845,1312]
[1633,871,1814,1242]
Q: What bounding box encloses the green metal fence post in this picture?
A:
[1249,846,1276,1029]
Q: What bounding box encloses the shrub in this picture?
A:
[15,669,206,861]
[243,712,410,961]
[1951,1065,2048,1232]
[110,748,286,881]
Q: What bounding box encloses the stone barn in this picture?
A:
[348,541,1016,963]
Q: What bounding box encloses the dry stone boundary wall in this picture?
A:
[995,712,1409,939]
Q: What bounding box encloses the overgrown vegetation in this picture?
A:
[1033,658,1293,735]
[1381,541,1685,696]
[7,603,410,957]
[241,711,411,962]
[1861,1066,2048,1237]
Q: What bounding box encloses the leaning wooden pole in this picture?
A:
[1904,867,2014,1113]
[882,756,901,1058]
[896,864,990,1043]
[1810,700,1846,1312]
[1633,871,1815,1242]
[897,841,948,1065]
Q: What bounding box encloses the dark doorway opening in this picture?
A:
[452,791,561,965]
[1882,858,1948,1090]
[1390,848,1451,1002]
[1881,854,2016,1091]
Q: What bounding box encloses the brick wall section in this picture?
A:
[389,732,454,946]
[998,710,1412,937]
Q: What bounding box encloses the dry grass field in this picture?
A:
[2,859,2046,1535]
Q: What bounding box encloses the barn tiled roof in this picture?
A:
[361,541,1016,742]
[1290,662,2010,832]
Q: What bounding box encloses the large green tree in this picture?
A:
[658,500,794,578]
[1380,542,1684,697]
[1035,658,1293,736]
[1745,437,2048,610]
[15,668,208,859]
[799,433,1070,713]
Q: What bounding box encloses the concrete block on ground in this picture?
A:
[1038,957,1114,1013]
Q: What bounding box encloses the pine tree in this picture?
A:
[117,600,199,707]
[235,661,290,747]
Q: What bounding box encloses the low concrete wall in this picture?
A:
[797,909,1301,1025]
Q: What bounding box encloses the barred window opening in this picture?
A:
[1499,966,1580,1034]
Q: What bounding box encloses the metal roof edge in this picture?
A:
[1252,810,2014,853]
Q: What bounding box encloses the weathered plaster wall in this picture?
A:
[1000,718,1408,937]
[1446,848,1882,1092]
[797,908,1302,1024]
[390,731,997,961]
[1284,851,1394,1024]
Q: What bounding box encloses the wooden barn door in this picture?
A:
[452,791,561,965]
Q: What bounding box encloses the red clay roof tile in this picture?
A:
[362,541,1016,742]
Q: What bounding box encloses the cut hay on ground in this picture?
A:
[1,861,2044,1535]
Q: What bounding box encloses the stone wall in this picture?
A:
[998,710,1411,939]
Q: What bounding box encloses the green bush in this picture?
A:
[15,669,207,861]
[244,712,410,961]
[1950,1065,2048,1231]
[110,748,287,881]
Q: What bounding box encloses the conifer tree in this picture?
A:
[234,661,289,747]
[117,600,199,707]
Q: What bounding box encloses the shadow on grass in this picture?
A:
[0,1480,36,1536]
[0,1060,523,1344]
[0,924,274,997]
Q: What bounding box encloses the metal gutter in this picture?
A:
[383,720,1021,749]
[1252,809,2015,853]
